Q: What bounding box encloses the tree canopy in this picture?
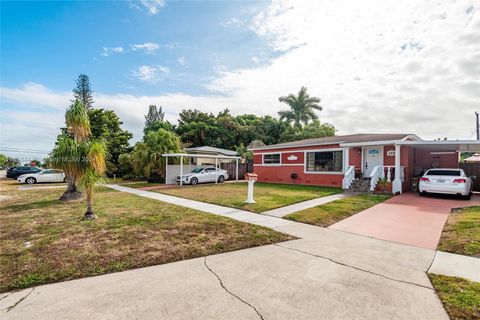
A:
[278,86,323,129]
[73,74,94,109]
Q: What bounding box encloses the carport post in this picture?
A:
[235,158,239,182]
[392,144,402,194]
[215,158,218,184]
[165,155,168,185]
[180,155,183,186]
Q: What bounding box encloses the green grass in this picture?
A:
[285,194,391,227]
[429,274,480,320]
[437,206,480,257]
[155,182,342,213]
[0,179,292,292]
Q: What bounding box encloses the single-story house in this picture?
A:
[249,133,480,193]
[185,146,237,165]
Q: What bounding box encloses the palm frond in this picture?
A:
[66,100,91,141]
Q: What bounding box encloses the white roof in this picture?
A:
[162,153,241,159]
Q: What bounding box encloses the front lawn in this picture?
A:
[285,194,391,227]
[0,180,292,292]
[154,182,342,213]
[429,274,480,320]
[437,206,480,257]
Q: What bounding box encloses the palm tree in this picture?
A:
[131,128,181,179]
[50,100,106,219]
[278,86,323,129]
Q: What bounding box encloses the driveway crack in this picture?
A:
[204,257,265,320]
[274,244,433,291]
[4,288,35,313]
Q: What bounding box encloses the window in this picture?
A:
[263,154,280,164]
[426,170,461,176]
[306,150,343,172]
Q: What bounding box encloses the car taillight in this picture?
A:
[420,177,430,182]
[453,178,466,183]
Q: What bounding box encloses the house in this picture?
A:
[250,134,480,193]
[185,146,237,165]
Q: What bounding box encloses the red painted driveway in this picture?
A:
[329,193,480,250]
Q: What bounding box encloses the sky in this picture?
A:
[1,0,479,161]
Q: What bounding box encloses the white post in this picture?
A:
[215,158,218,184]
[392,145,402,194]
[343,147,350,172]
[180,155,183,186]
[235,158,239,182]
[165,156,168,185]
[245,179,256,203]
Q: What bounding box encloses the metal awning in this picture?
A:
[162,153,241,186]
[396,140,480,152]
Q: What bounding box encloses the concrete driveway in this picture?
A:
[330,192,480,249]
[0,225,448,320]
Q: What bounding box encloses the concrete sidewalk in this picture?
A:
[108,185,479,282]
[1,232,449,320]
[262,193,347,217]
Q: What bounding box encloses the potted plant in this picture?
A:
[376,177,392,194]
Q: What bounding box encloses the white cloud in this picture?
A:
[101,46,124,57]
[2,0,480,157]
[131,65,170,83]
[130,42,160,54]
[177,57,187,66]
[221,17,244,28]
[131,0,165,15]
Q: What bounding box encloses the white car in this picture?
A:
[419,168,473,199]
[17,169,66,184]
[177,167,229,185]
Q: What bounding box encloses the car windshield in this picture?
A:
[426,170,461,176]
[191,168,204,173]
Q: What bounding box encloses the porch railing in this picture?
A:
[342,166,355,189]
[369,166,405,191]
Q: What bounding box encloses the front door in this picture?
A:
[364,147,383,177]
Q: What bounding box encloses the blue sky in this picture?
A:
[1,0,270,95]
[1,0,479,161]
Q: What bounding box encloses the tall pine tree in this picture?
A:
[73,74,94,109]
[144,105,165,127]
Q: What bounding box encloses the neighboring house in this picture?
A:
[249,133,480,193]
[464,153,480,163]
[185,146,237,165]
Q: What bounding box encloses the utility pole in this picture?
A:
[476,112,480,140]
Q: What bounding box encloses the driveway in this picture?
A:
[330,192,480,249]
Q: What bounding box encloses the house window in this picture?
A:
[306,151,343,172]
[263,154,280,164]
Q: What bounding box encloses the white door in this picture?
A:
[363,147,383,177]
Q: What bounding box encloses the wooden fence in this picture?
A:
[460,162,480,191]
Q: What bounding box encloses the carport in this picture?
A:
[396,140,480,192]
[162,153,241,186]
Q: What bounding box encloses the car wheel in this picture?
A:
[190,177,198,185]
[419,191,427,197]
[63,177,67,183]
[218,175,225,183]
[26,177,37,184]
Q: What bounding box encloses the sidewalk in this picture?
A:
[106,184,478,283]
[262,193,347,217]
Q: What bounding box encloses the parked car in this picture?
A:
[419,168,473,199]
[176,167,229,185]
[6,166,42,179]
[17,169,66,184]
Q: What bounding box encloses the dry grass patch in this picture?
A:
[0,180,292,292]
[155,182,342,213]
[437,206,480,257]
[429,274,480,320]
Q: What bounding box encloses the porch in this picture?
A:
[341,140,480,194]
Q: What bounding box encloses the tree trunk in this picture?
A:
[83,188,95,220]
[59,175,82,201]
